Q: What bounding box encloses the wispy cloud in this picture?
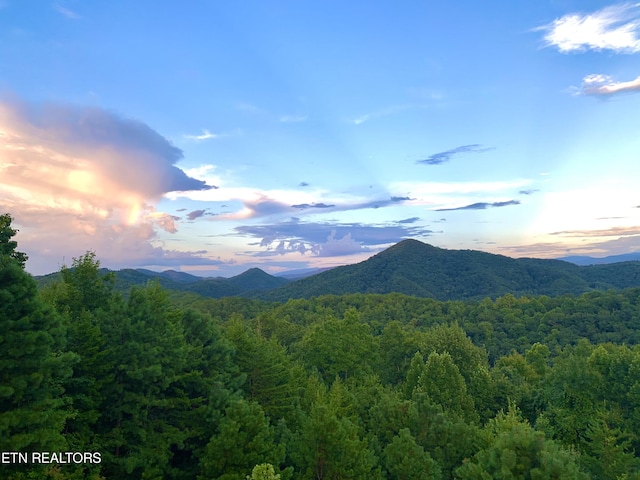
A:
[397,217,421,224]
[538,3,640,53]
[574,73,640,96]
[292,203,335,209]
[549,226,640,237]
[53,3,81,19]
[184,129,224,141]
[352,104,423,125]
[435,200,520,212]
[519,189,539,195]
[417,144,493,165]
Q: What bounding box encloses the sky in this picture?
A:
[1,1,639,277]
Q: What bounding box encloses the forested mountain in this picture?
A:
[36,265,291,298]
[259,239,640,301]
[3,213,640,479]
[34,239,640,303]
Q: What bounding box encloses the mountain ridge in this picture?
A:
[34,239,640,301]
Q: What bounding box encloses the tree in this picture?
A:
[383,428,442,480]
[98,282,190,479]
[41,252,118,459]
[293,401,378,480]
[299,308,377,381]
[225,319,302,423]
[416,352,477,423]
[199,400,286,480]
[0,213,28,268]
[455,406,588,480]
[246,463,281,480]
[0,225,76,479]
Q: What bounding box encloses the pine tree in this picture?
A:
[0,213,28,267]
[383,428,442,480]
[0,216,76,478]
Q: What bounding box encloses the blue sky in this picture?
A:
[1,1,639,276]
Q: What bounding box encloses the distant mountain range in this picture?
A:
[558,252,640,265]
[35,266,290,298]
[35,240,640,301]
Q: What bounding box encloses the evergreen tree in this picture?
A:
[99,282,189,478]
[0,217,76,479]
[0,213,28,267]
[455,406,588,480]
[383,428,442,480]
[416,351,477,423]
[199,399,287,480]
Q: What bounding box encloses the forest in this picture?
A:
[2,213,640,479]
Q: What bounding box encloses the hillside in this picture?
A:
[257,239,640,301]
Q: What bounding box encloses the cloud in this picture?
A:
[1,99,212,197]
[538,3,640,53]
[53,3,81,19]
[549,226,640,237]
[0,98,217,274]
[291,203,335,209]
[350,196,411,210]
[575,73,640,96]
[397,217,421,224]
[184,129,224,141]
[352,104,424,125]
[299,182,309,187]
[235,220,434,257]
[186,209,207,221]
[317,231,369,257]
[417,144,493,165]
[435,200,521,211]
[390,179,531,197]
[519,189,539,195]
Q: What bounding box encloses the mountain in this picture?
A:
[34,240,640,302]
[34,266,289,299]
[276,266,336,280]
[257,239,640,302]
[134,268,202,283]
[182,268,289,298]
[559,252,640,265]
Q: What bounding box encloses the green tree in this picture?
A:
[416,351,477,423]
[403,352,425,398]
[293,401,378,480]
[199,399,286,480]
[0,224,76,479]
[455,406,588,480]
[378,321,422,385]
[383,428,442,480]
[422,323,493,420]
[225,319,302,423]
[246,463,281,480]
[0,213,28,267]
[299,308,377,381]
[99,282,189,479]
[40,253,118,461]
